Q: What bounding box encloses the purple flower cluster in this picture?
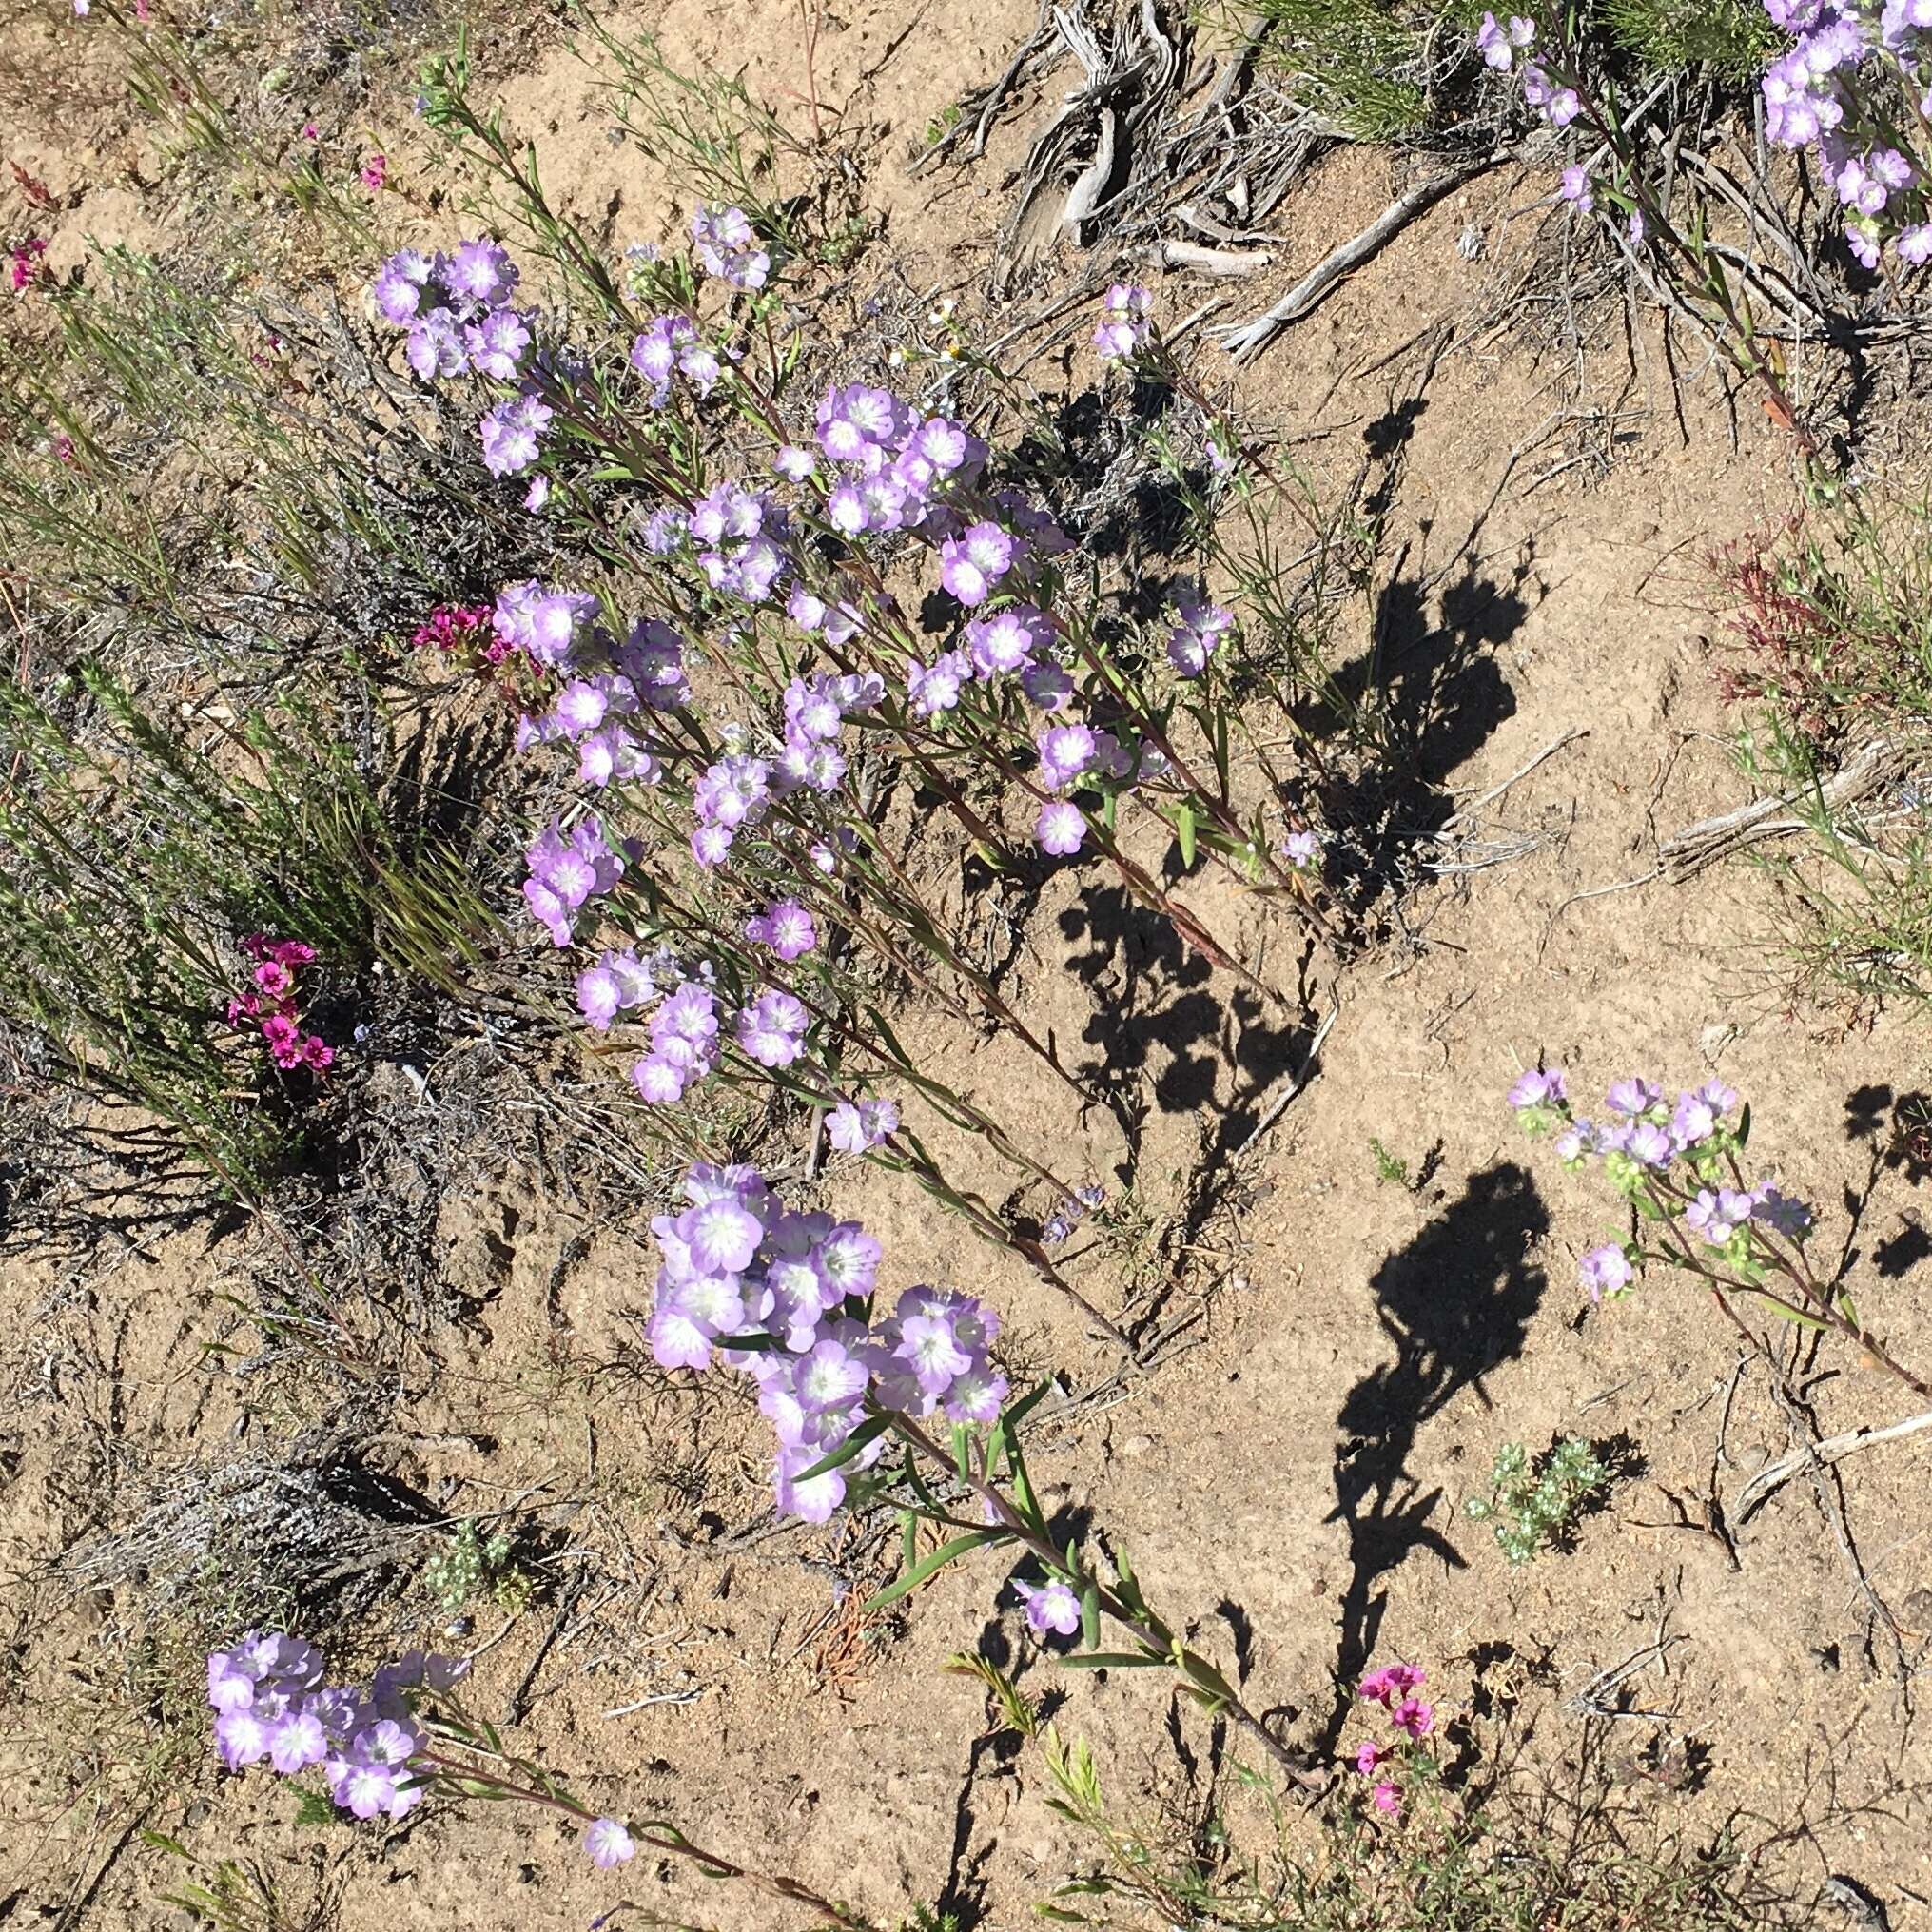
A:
[1164,590,1236,678]
[207,1633,465,1822]
[1475,10,1537,68]
[632,980,723,1103]
[737,986,810,1067]
[499,582,688,790]
[630,313,722,408]
[1028,719,1168,857]
[688,670,881,869]
[1477,14,1580,126]
[1510,1068,1818,1301]
[1760,0,1932,265]
[371,238,551,478]
[521,816,628,947]
[1092,282,1152,361]
[746,897,817,962]
[648,480,792,605]
[813,382,989,545]
[575,945,667,1030]
[646,1163,1008,1522]
[690,205,771,290]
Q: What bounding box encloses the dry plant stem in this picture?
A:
[414,1749,869,1930]
[888,1415,1325,1790]
[834,841,1097,1105]
[1732,1405,1932,1518]
[879,1148,1137,1358]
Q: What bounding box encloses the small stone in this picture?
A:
[1119,1434,1154,1458]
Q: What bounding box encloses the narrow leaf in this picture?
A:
[865,1529,1010,1610]
[794,1410,891,1484]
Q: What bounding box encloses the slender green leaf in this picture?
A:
[865,1529,1010,1610]
[794,1410,892,1484]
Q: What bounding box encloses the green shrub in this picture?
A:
[1464,1435,1613,1565]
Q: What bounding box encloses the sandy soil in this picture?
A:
[2,1,1929,1928]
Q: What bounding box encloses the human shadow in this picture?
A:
[1349,564,1531,818]
[1322,1161,1549,1748]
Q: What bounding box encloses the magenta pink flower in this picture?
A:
[1371,1780,1401,1815]
[254,959,294,999]
[1391,1696,1434,1740]
[1355,1739,1387,1775]
[9,237,48,292]
[361,153,387,191]
[1358,1662,1425,1708]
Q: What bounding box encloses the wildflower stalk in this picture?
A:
[879,1409,1325,1790]
[1519,21,1812,451]
[1514,1069,1931,1397]
[867,1133,1136,1356]
[409,1742,871,1928]
[1633,1166,1932,1397]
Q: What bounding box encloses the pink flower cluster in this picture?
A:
[1354,1662,1434,1815]
[9,236,47,292]
[1758,0,1932,266]
[1092,282,1153,361]
[225,935,332,1073]
[410,600,500,659]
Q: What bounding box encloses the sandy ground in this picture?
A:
[2,1,1929,1926]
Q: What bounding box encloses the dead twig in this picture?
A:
[1231,1003,1337,1165]
[1732,1405,1932,1524]
[1764,1379,1909,1684]
[1440,729,1590,832]
[1658,737,1913,881]
[1565,1628,1688,1720]
[1215,156,1504,365]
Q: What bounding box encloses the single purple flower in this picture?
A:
[1035,800,1085,856]
[1020,1578,1083,1636]
[746,898,818,962]
[1509,1068,1566,1108]
[585,1818,636,1869]
[1579,1242,1633,1301]
[1606,1077,1660,1118]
